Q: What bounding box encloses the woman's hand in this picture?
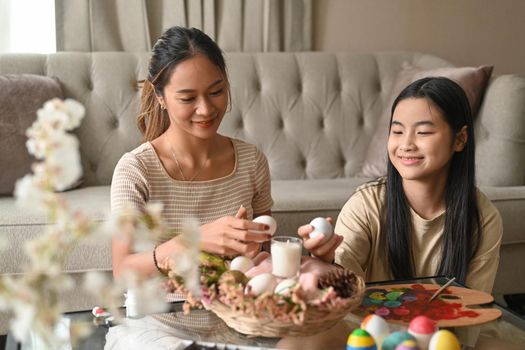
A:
[297,217,344,263]
[200,206,271,258]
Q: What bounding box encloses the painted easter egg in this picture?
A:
[395,339,420,350]
[428,330,460,350]
[274,278,297,296]
[382,331,416,350]
[408,316,437,350]
[361,314,389,348]
[346,328,377,350]
[252,215,277,241]
[229,256,254,273]
[245,273,276,296]
[309,217,333,242]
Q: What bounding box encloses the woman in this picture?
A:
[107,26,274,349]
[110,26,273,279]
[300,77,502,293]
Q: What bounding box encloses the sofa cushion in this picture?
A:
[475,75,525,186]
[0,186,111,274]
[361,64,493,178]
[0,74,63,196]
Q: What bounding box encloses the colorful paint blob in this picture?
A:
[384,301,402,308]
[375,306,391,317]
[386,291,403,300]
[357,284,480,323]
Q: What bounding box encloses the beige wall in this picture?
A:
[313,0,525,76]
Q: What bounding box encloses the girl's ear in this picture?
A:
[454,125,468,152]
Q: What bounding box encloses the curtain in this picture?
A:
[55,0,312,52]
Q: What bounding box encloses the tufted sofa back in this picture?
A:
[1,51,524,187]
[222,52,453,180]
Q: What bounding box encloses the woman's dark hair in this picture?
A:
[384,77,481,284]
[137,26,227,142]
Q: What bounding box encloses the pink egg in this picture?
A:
[408,316,437,350]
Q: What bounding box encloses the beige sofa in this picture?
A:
[1,52,524,334]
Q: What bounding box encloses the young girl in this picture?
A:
[300,77,502,293]
[110,26,273,279]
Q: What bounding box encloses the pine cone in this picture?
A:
[318,269,359,298]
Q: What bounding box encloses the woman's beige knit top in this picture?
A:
[111,138,273,242]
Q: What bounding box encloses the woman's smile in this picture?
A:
[192,118,216,128]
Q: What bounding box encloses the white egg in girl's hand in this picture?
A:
[252,215,277,242]
[308,217,333,242]
[229,256,254,273]
[245,273,276,296]
[274,278,298,296]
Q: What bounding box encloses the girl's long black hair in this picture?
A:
[384,77,481,284]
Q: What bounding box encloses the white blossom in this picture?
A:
[62,99,85,130]
[170,218,201,296]
[1,97,185,348]
[87,212,126,245]
[14,175,48,213]
[37,105,70,131]
[132,221,156,253]
[122,272,169,316]
[39,98,85,131]
[10,300,37,342]
[0,98,88,346]
[82,271,127,321]
[47,135,82,191]
[25,120,48,159]
[83,271,112,296]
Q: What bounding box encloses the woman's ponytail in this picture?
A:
[137,80,170,142]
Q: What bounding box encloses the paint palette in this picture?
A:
[353,283,502,327]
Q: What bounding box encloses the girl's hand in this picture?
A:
[200,206,271,258]
[297,217,344,263]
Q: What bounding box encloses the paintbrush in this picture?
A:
[428,277,456,303]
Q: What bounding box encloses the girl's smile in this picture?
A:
[398,155,424,166]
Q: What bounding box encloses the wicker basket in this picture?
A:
[204,275,366,337]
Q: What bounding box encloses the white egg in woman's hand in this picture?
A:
[308,217,333,243]
[229,256,254,273]
[252,215,277,242]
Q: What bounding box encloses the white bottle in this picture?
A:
[125,289,142,318]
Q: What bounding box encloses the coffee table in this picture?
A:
[5,276,525,349]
